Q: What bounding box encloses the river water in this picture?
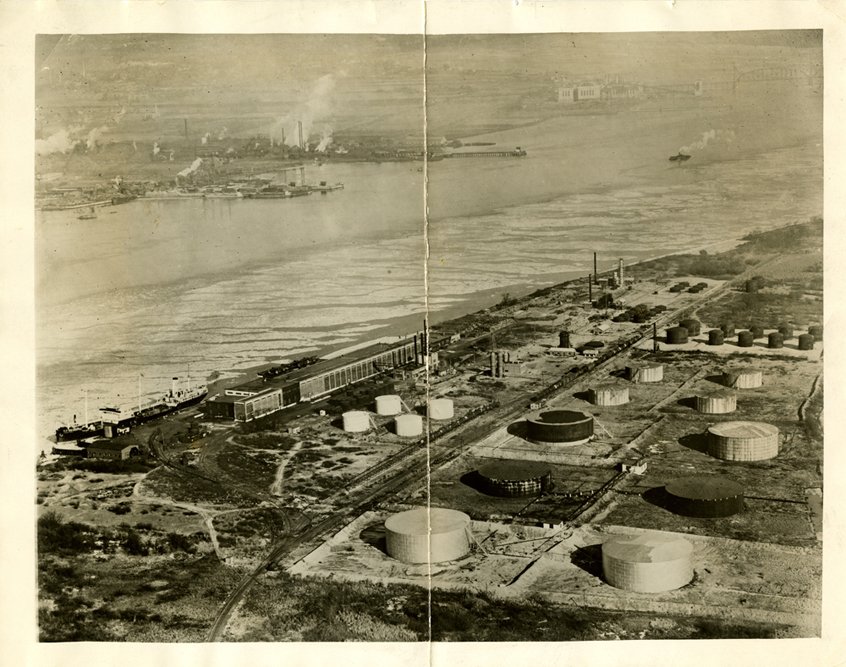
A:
[36,109,822,448]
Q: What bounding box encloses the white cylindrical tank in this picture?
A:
[707,421,780,461]
[627,363,664,384]
[375,394,403,416]
[427,397,455,420]
[395,414,423,437]
[384,507,471,563]
[342,410,370,433]
[589,384,630,406]
[722,369,763,389]
[602,532,694,593]
[694,391,737,414]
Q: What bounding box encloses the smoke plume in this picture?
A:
[35,129,80,155]
[316,127,333,152]
[86,125,109,151]
[679,129,735,154]
[269,74,336,148]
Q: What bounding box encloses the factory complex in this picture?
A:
[39,221,824,639]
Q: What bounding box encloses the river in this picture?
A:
[36,107,822,448]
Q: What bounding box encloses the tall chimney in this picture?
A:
[297,120,304,150]
[593,252,598,284]
[618,258,624,286]
[653,323,658,352]
[588,274,593,303]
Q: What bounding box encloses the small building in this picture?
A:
[558,86,576,104]
[576,83,602,100]
[206,387,283,422]
[86,440,140,460]
[548,346,578,357]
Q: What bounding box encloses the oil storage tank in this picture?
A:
[626,362,664,383]
[694,390,737,414]
[707,329,724,346]
[525,410,594,445]
[477,461,552,497]
[395,414,423,437]
[601,532,694,593]
[797,333,815,350]
[767,332,784,349]
[665,326,689,345]
[384,507,471,564]
[375,394,403,416]
[736,330,754,348]
[665,476,744,517]
[679,319,701,336]
[721,368,763,389]
[749,325,765,339]
[707,421,780,461]
[808,325,823,341]
[427,397,455,421]
[342,410,370,433]
[589,383,630,406]
[778,324,794,340]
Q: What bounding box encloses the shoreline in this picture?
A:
[206,226,762,395]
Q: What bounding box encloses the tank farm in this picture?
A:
[44,231,823,640]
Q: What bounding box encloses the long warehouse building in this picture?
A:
[207,337,419,421]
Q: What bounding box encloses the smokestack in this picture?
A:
[588,274,593,303]
[653,323,658,352]
[593,252,597,284]
[297,120,304,150]
[618,258,624,286]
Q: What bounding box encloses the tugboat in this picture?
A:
[669,152,692,162]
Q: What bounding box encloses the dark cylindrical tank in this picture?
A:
[768,332,784,349]
[720,323,735,337]
[777,324,794,340]
[797,333,815,351]
[526,410,594,444]
[665,476,744,518]
[808,325,823,341]
[559,331,571,348]
[666,326,689,345]
[737,331,754,347]
[749,325,765,339]
[679,319,701,336]
[707,329,725,346]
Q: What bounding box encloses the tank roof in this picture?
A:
[666,476,744,500]
[603,532,693,563]
[533,410,591,424]
[384,507,470,536]
[708,421,779,438]
[478,461,551,482]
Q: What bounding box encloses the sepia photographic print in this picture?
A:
[3,0,842,661]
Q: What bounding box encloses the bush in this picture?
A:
[38,511,94,555]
